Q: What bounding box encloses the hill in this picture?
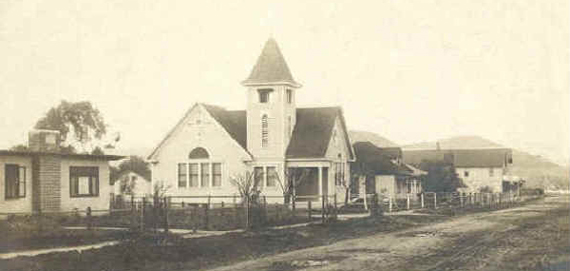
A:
[349,130,399,147]
[403,136,569,189]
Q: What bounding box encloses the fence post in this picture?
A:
[193,205,198,233]
[205,195,211,230]
[263,196,267,224]
[163,197,169,233]
[406,194,410,210]
[131,195,135,211]
[321,195,326,224]
[434,193,437,209]
[334,194,338,220]
[388,194,392,212]
[245,196,249,230]
[460,193,464,207]
[308,200,312,220]
[141,197,146,232]
[292,194,296,215]
[86,207,92,230]
[421,193,425,208]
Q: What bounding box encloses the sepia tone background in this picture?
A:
[0,0,568,167]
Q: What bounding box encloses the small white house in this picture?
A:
[113,170,152,197]
[0,130,123,215]
[403,148,513,193]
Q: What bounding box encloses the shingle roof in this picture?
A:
[202,104,247,150]
[149,104,353,161]
[285,107,354,159]
[403,148,513,168]
[353,142,410,175]
[242,38,301,87]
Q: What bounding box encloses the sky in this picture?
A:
[0,0,568,165]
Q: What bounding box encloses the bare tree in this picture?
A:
[229,171,263,203]
[274,167,311,204]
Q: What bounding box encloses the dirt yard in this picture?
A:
[208,196,570,271]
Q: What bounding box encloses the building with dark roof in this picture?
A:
[352,141,425,201]
[0,130,123,214]
[148,39,355,204]
[403,148,513,193]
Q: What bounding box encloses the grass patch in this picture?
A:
[0,215,135,253]
[0,214,446,271]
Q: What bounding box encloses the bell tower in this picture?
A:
[242,38,302,159]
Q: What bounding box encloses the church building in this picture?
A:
[147,38,355,204]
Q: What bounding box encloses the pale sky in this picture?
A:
[1,0,568,165]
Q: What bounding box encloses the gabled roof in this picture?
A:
[403,148,513,168]
[201,104,247,150]
[242,38,301,87]
[353,142,410,176]
[149,104,354,161]
[147,104,251,161]
[286,107,354,160]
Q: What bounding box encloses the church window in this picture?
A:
[261,114,269,148]
[286,89,292,104]
[189,147,209,159]
[258,89,273,103]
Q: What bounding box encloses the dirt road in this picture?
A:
[208,196,570,271]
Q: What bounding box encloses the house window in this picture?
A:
[212,163,222,187]
[70,166,99,197]
[5,164,25,199]
[261,114,269,148]
[254,167,264,188]
[286,89,292,104]
[258,89,272,103]
[201,163,210,187]
[335,162,344,186]
[266,166,277,187]
[464,171,469,177]
[189,163,199,187]
[489,168,494,177]
[178,163,187,187]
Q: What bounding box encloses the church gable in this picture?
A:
[325,115,355,161]
[148,104,251,162]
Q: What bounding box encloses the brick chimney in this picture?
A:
[29,129,61,152]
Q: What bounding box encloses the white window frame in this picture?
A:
[177,159,224,189]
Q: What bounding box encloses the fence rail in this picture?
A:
[1,191,544,233]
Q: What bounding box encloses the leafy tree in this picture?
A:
[34,100,112,152]
[419,160,466,192]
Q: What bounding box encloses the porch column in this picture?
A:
[318,166,323,197]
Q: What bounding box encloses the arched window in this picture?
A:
[189,147,209,159]
[261,114,269,148]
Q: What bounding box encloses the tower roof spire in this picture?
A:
[242,38,301,88]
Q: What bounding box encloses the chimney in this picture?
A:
[29,130,61,152]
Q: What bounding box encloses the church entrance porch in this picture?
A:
[287,162,332,207]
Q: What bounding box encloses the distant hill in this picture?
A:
[403,136,569,189]
[403,136,502,150]
[349,130,399,147]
